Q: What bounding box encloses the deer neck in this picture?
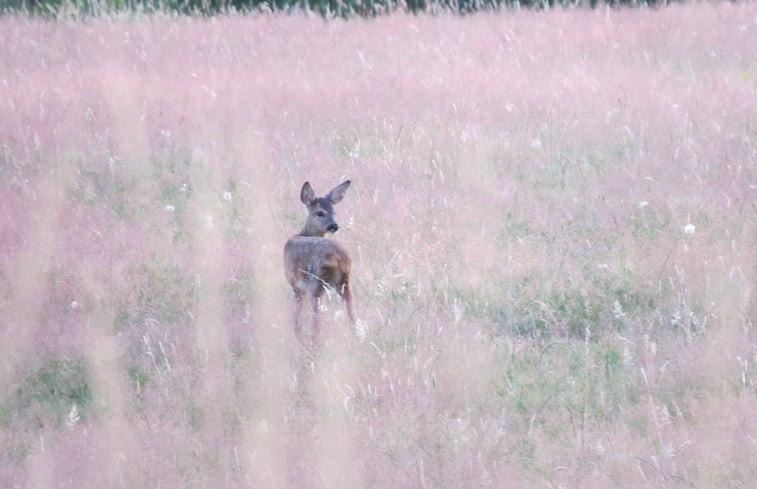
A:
[299,220,326,237]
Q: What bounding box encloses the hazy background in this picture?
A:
[1,3,755,488]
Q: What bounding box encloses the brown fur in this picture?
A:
[284,181,355,343]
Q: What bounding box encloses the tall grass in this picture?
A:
[1,3,755,488]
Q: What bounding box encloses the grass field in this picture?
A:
[0,3,755,488]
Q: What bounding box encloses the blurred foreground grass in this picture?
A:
[0,4,755,488]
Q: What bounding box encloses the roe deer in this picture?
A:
[284,180,355,343]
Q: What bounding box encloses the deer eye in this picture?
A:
[315,210,326,218]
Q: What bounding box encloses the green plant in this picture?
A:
[13,357,93,428]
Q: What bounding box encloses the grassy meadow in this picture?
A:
[1,3,755,488]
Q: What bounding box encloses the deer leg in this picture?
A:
[309,289,321,348]
[342,281,355,324]
[293,288,305,342]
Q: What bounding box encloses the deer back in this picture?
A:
[284,236,352,294]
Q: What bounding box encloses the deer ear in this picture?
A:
[326,180,351,205]
[300,182,315,205]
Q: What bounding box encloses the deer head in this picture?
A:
[299,180,351,237]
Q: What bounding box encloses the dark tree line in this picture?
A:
[2,0,681,17]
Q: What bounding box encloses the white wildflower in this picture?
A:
[164,204,175,212]
[223,191,233,202]
[530,138,542,149]
[66,404,80,429]
[598,263,609,270]
[671,310,682,326]
[348,140,361,159]
[684,224,696,235]
[612,300,625,320]
[638,200,648,208]
[70,301,79,310]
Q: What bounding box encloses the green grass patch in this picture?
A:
[10,357,93,428]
